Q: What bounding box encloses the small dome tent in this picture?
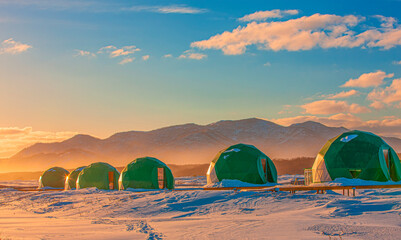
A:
[39,167,69,189]
[119,157,174,190]
[206,143,277,184]
[65,166,86,190]
[312,130,401,183]
[76,162,120,190]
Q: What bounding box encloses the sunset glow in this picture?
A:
[0,1,400,156]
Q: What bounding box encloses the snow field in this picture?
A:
[1,176,401,239]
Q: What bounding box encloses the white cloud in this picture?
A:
[74,49,96,57]
[119,57,134,65]
[263,62,271,67]
[342,70,394,88]
[0,0,105,11]
[179,50,207,60]
[124,5,207,14]
[163,54,173,58]
[0,1,210,17]
[142,55,150,61]
[393,60,401,65]
[0,38,32,55]
[239,9,299,22]
[301,99,370,115]
[325,90,360,99]
[191,13,401,55]
[0,1,208,14]
[156,5,206,14]
[0,127,77,158]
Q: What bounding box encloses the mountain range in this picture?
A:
[1,118,401,172]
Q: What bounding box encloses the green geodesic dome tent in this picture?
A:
[312,130,401,183]
[65,166,86,190]
[206,143,277,184]
[119,157,174,190]
[39,167,69,189]
[76,162,120,190]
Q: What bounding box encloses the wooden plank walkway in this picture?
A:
[2,184,401,196]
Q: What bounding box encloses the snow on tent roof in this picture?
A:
[206,143,277,185]
[76,162,120,190]
[312,130,401,183]
[119,157,174,190]
[39,167,69,189]
[65,166,86,190]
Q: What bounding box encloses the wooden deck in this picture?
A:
[202,184,401,197]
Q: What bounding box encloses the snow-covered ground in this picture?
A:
[1,176,401,239]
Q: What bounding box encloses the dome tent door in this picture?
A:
[158,167,165,189]
[261,158,267,180]
[108,171,114,190]
[383,148,390,173]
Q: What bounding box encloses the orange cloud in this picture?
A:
[342,70,394,88]
[238,9,299,22]
[191,13,401,55]
[272,114,401,138]
[0,38,32,54]
[110,46,140,58]
[179,50,207,60]
[0,127,77,158]
[325,90,360,99]
[301,100,370,115]
[74,49,96,57]
[192,14,361,55]
[119,57,134,65]
[368,78,401,107]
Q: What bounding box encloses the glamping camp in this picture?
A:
[76,162,120,190]
[311,130,401,183]
[206,143,277,184]
[119,157,174,190]
[65,166,86,190]
[38,167,69,189]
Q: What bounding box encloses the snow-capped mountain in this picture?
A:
[2,118,401,172]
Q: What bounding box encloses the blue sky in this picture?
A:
[0,0,401,157]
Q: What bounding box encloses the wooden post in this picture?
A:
[352,187,356,197]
